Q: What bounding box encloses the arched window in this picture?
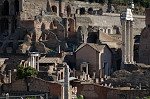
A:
[80,8,86,15]
[88,7,93,14]
[14,0,19,15]
[52,6,57,14]
[2,0,9,15]
[0,18,9,34]
[87,32,99,43]
[108,29,111,34]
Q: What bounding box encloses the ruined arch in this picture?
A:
[66,5,71,17]
[14,0,19,15]
[80,8,86,15]
[0,18,9,34]
[2,0,9,15]
[88,7,93,14]
[52,5,57,14]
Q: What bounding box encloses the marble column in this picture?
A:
[130,21,134,63]
[126,20,130,63]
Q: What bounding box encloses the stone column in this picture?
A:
[126,20,130,63]
[121,8,134,67]
[63,63,70,99]
[32,56,36,68]
[29,52,40,70]
[130,21,134,63]
[37,56,39,71]
[122,20,127,66]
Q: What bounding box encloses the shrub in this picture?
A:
[17,65,38,79]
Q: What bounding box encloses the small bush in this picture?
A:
[17,65,38,79]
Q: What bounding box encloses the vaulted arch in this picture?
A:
[88,7,93,14]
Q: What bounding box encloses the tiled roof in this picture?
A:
[39,57,62,63]
[100,32,121,42]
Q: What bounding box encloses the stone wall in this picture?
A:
[20,0,47,20]
[76,14,145,36]
[74,83,150,99]
[139,9,150,64]
[2,77,62,97]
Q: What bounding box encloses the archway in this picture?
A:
[88,7,93,14]
[87,32,99,43]
[80,8,86,15]
[67,5,71,17]
[14,0,19,15]
[0,18,9,34]
[113,25,120,34]
[2,0,9,15]
[52,5,57,14]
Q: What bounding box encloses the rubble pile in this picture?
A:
[104,69,150,89]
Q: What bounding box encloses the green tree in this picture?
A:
[77,95,84,99]
[17,65,38,79]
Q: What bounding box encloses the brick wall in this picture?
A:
[2,77,62,97]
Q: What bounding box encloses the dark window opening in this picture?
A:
[80,8,86,15]
[87,32,99,43]
[0,42,2,47]
[147,24,150,28]
[52,6,57,13]
[41,23,45,30]
[67,5,71,17]
[14,0,19,15]
[88,8,93,14]
[0,18,9,34]
[2,0,9,16]
[82,67,86,73]
[113,25,120,34]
